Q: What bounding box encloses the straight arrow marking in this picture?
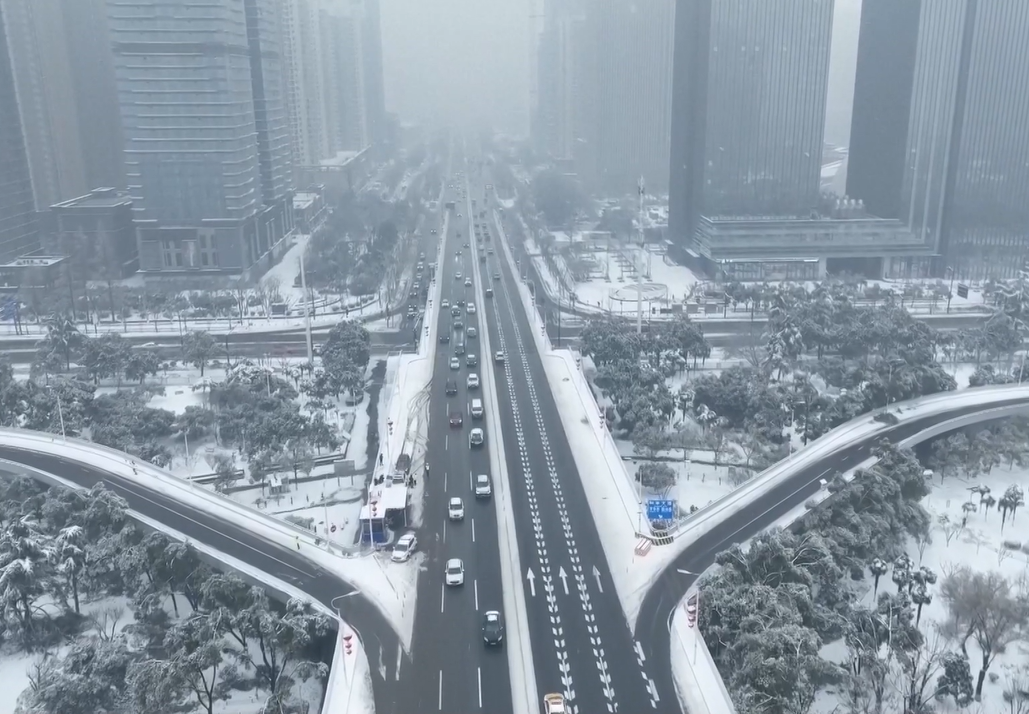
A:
[527,568,536,597]
[558,566,569,595]
[592,565,604,593]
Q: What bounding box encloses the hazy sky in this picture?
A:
[379,0,532,136]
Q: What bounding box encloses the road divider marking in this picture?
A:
[472,518,476,543]
[438,670,443,710]
[474,579,479,610]
[440,584,445,613]
[478,666,483,708]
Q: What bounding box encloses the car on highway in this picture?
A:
[482,610,504,645]
[464,278,472,287]
[543,693,566,714]
[456,271,462,280]
[474,473,491,497]
[450,357,460,370]
[431,229,437,234]
[466,354,477,367]
[467,373,479,389]
[485,287,493,298]
[391,533,417,562]
[469,428,484,447]
[493,272,500,280]
[494,351,505,364]
[451,306,461,316]
[439,333,450,343]
[487,249,494,255]
[454,319,464,330]
[467,326,477,338]
[448,497,465,520]
[449,411,463,427]
[454,342,465,355]
[441,299,450,309]
[467,302,476,314]
[445,379,458,395]
[457,213,462,218]
[445,559,465,586]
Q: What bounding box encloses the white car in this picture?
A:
[467,302,476,314]
[464,278,472,287]
[467,326,477,338]
[544,693,566,714]
[445,558,465,586]
[391,533,417,562]
[470,428,484,447]
[442,299,450,309]
[474,473,491,497]
[456,271,463,280]
[494,350,505,363]
[450,357,460,370]
[448,497,465,520]
[467,373,480,389]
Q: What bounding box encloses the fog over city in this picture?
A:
[2,1,1029,714]
[381,0,532,133]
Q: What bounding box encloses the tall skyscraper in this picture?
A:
[2,0,87,209]
[245,0,295,253]
[283,0,331,170]
[669,0,834,241]
[575,0,675,195]
[534,1,586,163]
[360,0,387,147]
[0,0,38,261]
[849,0,1029,280]
[108,0,276,280]
[60,0,124,192]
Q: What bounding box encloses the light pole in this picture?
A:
[676,569,702,664]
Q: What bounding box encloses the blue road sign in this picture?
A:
[646,499,675,521]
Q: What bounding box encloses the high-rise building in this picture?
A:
[1,0,88,209]
[321,2,368,153]
[0,0,38,261]
[849,0,1029,280]
[108,0,276,283]
[669,0,927,280]
[670,0,833,234]
[245,0,295,254]
[574,0,675,195]
[534,2,585,164]
[60,0,125,192]
[359,0,387,147]
[283,0,331,171]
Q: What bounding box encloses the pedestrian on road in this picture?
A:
[379,453,384,466]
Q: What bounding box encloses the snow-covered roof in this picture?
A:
[360,482,408,518]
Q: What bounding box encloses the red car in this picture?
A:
[449,411,463,427]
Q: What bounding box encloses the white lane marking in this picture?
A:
[472,518,476,543]
[440,583,445,613]
[474,579,479,610]
[107,478,314,576]
[438,670,443,710]
[445,434,449,449]
[442,520,447,543]
[478,666,483,708]
[444,471,448,490]
[396,645,403,681]
[649,678,660,702]
[469,470,473,491]
[635,641,646,663]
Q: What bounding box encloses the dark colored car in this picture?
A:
[449,411,463,427]
[466,354,478,367]
[439,333,450,343]
[454,342,465,355]
[445,380,458,395]
[482,610,504,645]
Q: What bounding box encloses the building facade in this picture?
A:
[108,0,270,283]
[49,188,139,280]
[1,0,88,209]
[0,0,38,262]
[850,0,1029,280]
[244,0,295,258]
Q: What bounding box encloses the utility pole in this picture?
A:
[299,251,314,365]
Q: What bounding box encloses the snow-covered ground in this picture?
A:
[810,462,1029,714]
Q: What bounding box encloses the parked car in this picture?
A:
[391,533,417,562]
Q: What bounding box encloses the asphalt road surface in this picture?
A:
[389,156,513,714]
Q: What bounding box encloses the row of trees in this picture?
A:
[0,478,333,714]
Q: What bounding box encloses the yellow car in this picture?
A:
[543,693,565,714]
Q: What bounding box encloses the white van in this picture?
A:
[471,398,484,419]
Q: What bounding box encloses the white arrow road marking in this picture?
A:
[558,566,569,595]
[593,565,603,593]
[526,568,536,597]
